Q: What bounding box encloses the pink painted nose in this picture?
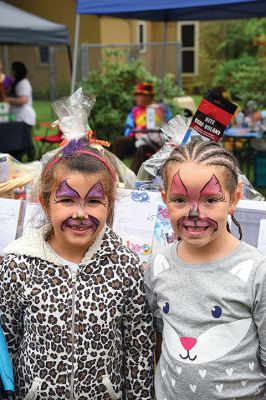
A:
[180,337,197,351]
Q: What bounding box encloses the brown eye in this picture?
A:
[172,197,186,205]
[58,198,73,204]
[86,198,102,205]
[171,197,187,204]
[206,198,218,204]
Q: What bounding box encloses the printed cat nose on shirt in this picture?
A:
[180,337,197,351]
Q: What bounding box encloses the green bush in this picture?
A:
[213,54,266,107]
[80,49,183,143]
[212,18,266,108]
[231,59,266,108]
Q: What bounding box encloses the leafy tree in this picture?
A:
[212,18,266,107]
[217,18,266,59]
[225,57,265,107]
[81,50,183,143]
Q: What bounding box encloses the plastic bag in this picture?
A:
[239,174,265,201]
[52,87,95,141]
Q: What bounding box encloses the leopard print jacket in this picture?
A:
[0,225,155,400]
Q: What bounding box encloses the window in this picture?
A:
[137,21,147,53]
[38,46,50,64]
[178,22,199,75]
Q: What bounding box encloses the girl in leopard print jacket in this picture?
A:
[0,138,154,400]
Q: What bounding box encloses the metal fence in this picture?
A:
[77,41,182,89]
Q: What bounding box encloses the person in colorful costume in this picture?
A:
[113,82,172,174]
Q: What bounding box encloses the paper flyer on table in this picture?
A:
[232,200,266,251]
[113,189,161,262]
[22,202,43,234]
[0,198,24,256]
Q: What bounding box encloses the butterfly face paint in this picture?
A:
[169,171,226,238]
[54,180,106,234]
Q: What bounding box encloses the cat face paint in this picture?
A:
[47,171,109,261]
[169,171,226,238]
[54,179,106,233]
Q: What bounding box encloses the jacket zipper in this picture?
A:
[69,272,77,400]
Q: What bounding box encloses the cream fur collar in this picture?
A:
[4,224,116,266]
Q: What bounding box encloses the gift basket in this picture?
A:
[0,153,38,199]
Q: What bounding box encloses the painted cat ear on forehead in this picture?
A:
[200,174,222,195]
[170,171,187,195]
[56,179,80,198]
[85,181,105,199]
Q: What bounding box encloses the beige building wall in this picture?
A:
[149,22,178,78]
[100,17,132,44]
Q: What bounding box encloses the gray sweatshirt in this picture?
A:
[144,240,266,399]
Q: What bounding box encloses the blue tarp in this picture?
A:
[77,0,266,21]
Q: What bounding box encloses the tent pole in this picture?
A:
[49,46,57,116]
[3,46,9,74]
[176,41,182,90]
[160,21,168,101]
[71,13,80,94]
[67,44,73,75]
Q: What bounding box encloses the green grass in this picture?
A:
[32,100,60,160]
[33,100,54,123]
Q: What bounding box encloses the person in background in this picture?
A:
[0,59,13,94]
[6,61,36,161]
[244,100,266,132]
[124,82,172,137]
[113,81,172,173]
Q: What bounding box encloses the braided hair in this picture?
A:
[161,138,242,239]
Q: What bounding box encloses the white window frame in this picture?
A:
[38,46,50,65]
[177,21,199,76]
[137,21,147,53]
